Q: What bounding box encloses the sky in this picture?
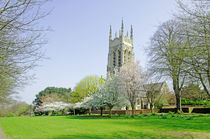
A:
[18,0,178,104]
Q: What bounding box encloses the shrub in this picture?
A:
[168,111,174,115]
[114,113,119,117]
[8,113,16,117]
[143,114,148,117]
[186,117,193,120]
[161,115,167,119]
[151,113,156,116]
[138,115,142,118]
[181,98,209,106]
[48,111,53,116]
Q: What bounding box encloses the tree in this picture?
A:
[70,75,104,103]
[119,62,147,116]
[0,100,31,117]
[40,93,65,104]
[0,0,50,103]
[148,20,188,112]
[101,75,127,117]
[87,75,127,117]
[33,87,71,108]
[176,0,210,97]
[34,102,73,116]
[144,82,170,111]
[181,84,206,101]
[88,89,105,116]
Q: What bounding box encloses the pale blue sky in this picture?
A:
[18,0,178,104]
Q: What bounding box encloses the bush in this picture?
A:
[138,115,142,118]
[161,115,167,119]
[114,113,119,117]
[181,98,209,106]
[8,113,16,117]
[151,113,156,116]
[143,114,148,117]
[186,117,193,120]
[168,111,174,115]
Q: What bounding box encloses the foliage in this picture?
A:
[34,102,73,115]
[119,61,147,116]
[176,0,210,97]
[0,100,31,117]
[70,75,104,103]
[33,87,71,108]
[181,84,207,101]
[89,75,128,117]
[148,19,188,112]
[181,98,210,106]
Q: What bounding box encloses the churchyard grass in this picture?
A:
[0,114,209,139]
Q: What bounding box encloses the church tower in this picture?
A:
[107,20,135,77]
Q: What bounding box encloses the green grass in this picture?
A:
[0,114,210,139]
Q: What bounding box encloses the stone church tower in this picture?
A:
[107,20,135,77]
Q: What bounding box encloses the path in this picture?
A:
[0,126,7,139]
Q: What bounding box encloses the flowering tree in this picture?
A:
[89,75,127,117]
[119,61,147,116]
[87,89,106,116]
[34,101,73,115]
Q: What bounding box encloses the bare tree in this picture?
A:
[175,0,210,97]
[148,20,188,112]
[0,0,50,103]
[119,61,147,116]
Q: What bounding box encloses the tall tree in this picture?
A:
[119,62,146,116]
[70,75,104,103]
[0,0,50,103]
[33,87,71,108]
[100,75,127,117]
[176,0,210,97]
[148,20,188,112]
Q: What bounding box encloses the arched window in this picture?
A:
[118,50,121,66]
[124,50,127,64]
[128,51,131,62]
[113,51,116,67]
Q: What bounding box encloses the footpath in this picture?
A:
[0,126,7,139]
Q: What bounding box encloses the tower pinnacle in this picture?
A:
[109,25,112,40]
[130,25,133,40]
[121,19,124,36]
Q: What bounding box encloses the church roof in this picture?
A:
[143,82,166,92]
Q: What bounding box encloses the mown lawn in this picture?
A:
[0,114,210,139]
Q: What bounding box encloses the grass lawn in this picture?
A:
[0,114,210,139]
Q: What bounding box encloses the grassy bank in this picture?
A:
[0,114,210,139]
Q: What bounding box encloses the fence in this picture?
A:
[91,109,160,115]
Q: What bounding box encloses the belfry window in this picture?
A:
[128,51,131,62]
[118,50,121,66]
[113,51,116,67]
[124,50,127,64]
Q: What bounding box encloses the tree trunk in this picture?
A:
[89,107,91,115]
[131,104,135,117]
[100,107,103,116]
[176,94,182,113]
[74,109,76,115]
[150,103,154,113]
[109,108,112,118]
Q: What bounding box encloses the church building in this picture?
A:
[107,20,135,77]
[106,21,171,110]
